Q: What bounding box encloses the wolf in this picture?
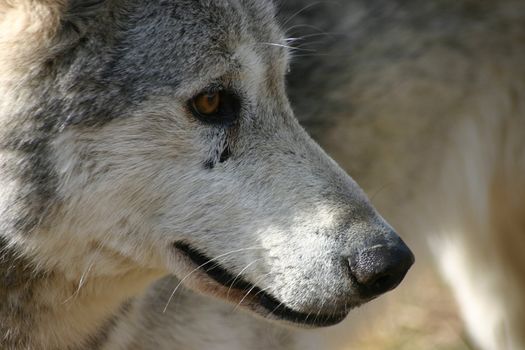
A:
[0,0,414,349]
[135,1,525,349]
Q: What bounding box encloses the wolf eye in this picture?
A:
[193,92,220,115]
[188,89,240,125]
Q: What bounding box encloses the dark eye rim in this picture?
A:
[187,88,241,126]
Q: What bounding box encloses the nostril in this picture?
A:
[368,273,396,294]
[347,242,414,299]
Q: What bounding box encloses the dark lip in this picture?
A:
[173,242,349,327]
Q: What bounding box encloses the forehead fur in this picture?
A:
[105,0,281,91]
[1,0,285,126]
[0,0,281,70]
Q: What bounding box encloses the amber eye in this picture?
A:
[192,91,221,115]
[188,88,241,125]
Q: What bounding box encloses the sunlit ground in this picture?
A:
[322,263,475,350]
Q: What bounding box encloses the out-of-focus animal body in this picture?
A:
[281,1,525,349]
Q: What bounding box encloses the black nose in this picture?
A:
[348,240,414,299]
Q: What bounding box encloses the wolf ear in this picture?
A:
[0,0,106,70]
[0,0,106,40]
[0,1,64,45]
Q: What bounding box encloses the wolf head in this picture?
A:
[0,0,413,327]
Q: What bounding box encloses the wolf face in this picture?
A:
[1,0,413,328]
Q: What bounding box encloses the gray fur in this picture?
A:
[0,0,412,349]
[117,1,525,349]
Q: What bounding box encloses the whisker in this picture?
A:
[233,273,272,311]
[260,42,317,53]
[249,284,274,300]
[314,299,327,324]
[226,258,263,299]
[370,182,394,202]
[62,239,107,304]
[271,300,285,315]
[284,31,339,44]
[280,2,326,28]
[285,23,331,36]
[304,310,313,323]
[289,52,344,58]
[163,246,265,313]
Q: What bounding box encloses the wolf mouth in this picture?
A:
[173,242,349,327]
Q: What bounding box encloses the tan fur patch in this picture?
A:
[0,1,66,78]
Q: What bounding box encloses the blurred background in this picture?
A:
[279,1,525,349]
[325,263,472,350]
